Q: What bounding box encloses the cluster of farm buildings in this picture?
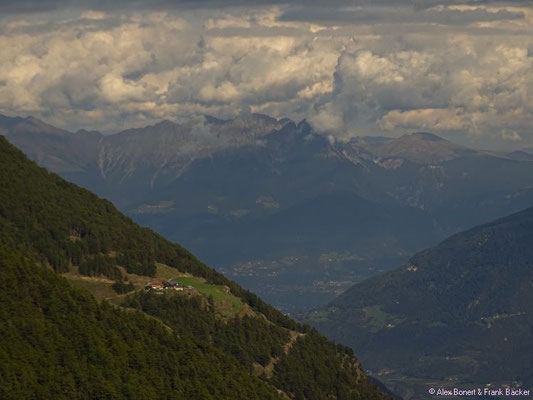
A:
[145,279,193,292]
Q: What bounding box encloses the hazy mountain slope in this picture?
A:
[132,122,441,310]
[368,153,533,232]
[134,122,533,311]
[355,132,477,164]
[506,150,533,161]
[141,190,438,311]
[1,113,287,207]
[0,136,387,400]
[306,206,533,399]
[0,115,101,173]
[4,113,533,313]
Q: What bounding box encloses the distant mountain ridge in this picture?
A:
[3,113,533,312]
[0,113,287,206]
[4,113,529,214]
[352,131,477,164]
[306,206,533,399]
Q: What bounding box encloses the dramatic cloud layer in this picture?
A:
[0,1,531,148]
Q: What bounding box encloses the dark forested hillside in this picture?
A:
[0,133,295,328]
[0,252,281,400]
[0,136,387,400]
[307,206,533,399]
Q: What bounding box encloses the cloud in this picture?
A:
[307,19,533,146]
[0,1,531,149]
[378,109,469,132]
[0,7,342,132]
[279,5,524,26]
[500,128,522,142]
[0,0,530,13]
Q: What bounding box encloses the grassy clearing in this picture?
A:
[362,305,406,332]
[173,276,245,317]
[63,262,245,318]
[64,262,187,299]
[115,263,187,287]
[155,263,189,280]
[363,305,390,332]
[67,279,116,301]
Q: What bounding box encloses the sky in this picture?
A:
[0,0,532,149]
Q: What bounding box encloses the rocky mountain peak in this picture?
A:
[358,131,475,164]
[402,131,446,142]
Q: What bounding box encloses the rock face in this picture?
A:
[354,131,476,164]
[1,113,286,206]
[3,113,533,312]
[307,206,533,399]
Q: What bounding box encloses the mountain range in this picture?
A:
[3,113,533,312]
[306,206,533,399]
[0,135,389,399]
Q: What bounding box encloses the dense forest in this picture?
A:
[123,292,290,367]
[0,250,281,400]
[0,136,387,399]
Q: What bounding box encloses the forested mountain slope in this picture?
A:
[307,206,533,399]
[0,136,387,400]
